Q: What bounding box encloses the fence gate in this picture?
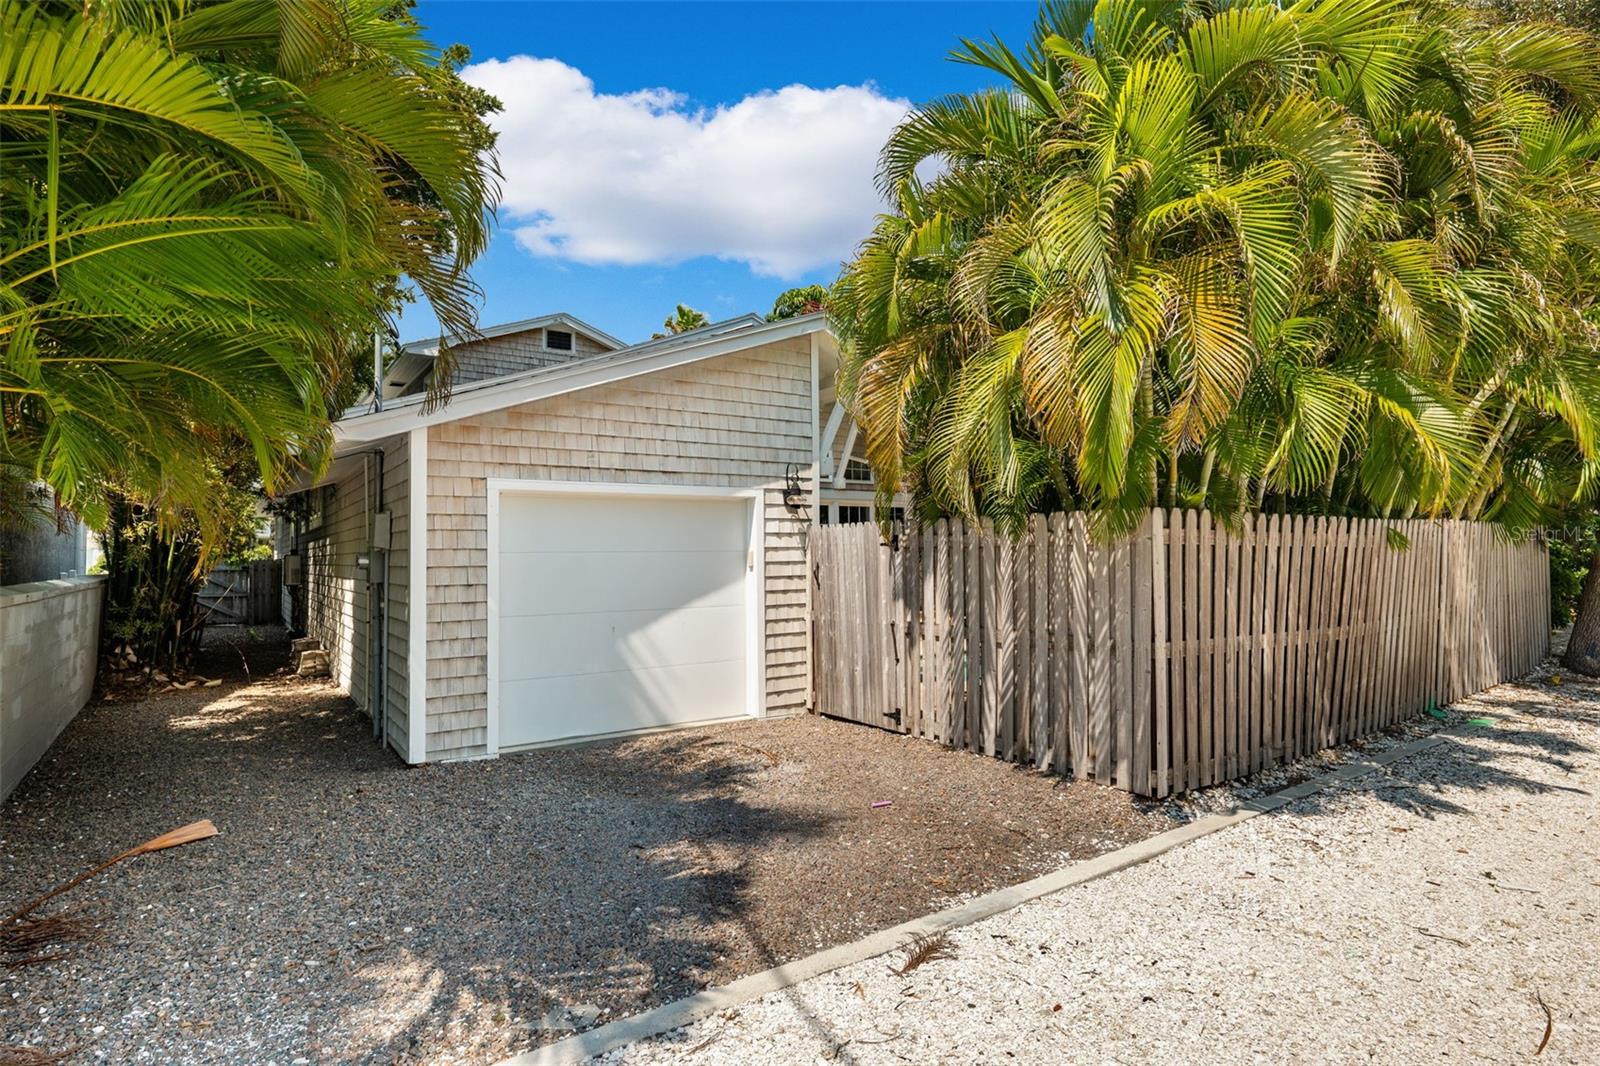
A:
[809,511,1550,797]
[811,524,910,733]
[197,559,282,625]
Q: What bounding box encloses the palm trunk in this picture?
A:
[1321,448,1340,507]
[1141,363,1158,501]
[1565,540,1600,675]
[1461,404,1517,520]
[1197,448,1216,505]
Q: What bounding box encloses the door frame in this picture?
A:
[485,477,767,756]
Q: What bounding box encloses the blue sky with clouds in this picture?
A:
[398,0,1036,346]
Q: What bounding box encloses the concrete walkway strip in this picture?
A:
[502,724,1473,1066]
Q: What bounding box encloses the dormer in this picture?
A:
[380,313,624,400]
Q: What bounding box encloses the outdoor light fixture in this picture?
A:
[782,463,806,513]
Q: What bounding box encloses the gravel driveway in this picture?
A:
[601,665,1600,1065]
[0,631,1170,1065]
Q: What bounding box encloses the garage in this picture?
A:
[315,312,825,764]
[488,483,763,751]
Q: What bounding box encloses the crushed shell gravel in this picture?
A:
[600,665,1600,1065]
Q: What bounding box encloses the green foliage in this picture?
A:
[653,304,711,338]
[768,285,830,320]
[0,459,52,534]
[1549,516,1600,624]
[832,0,1600,541]
[101,495,210,674]
[226,542,274,565]
[1478,0,1600,34]
[101,443,271,668]
[0,0,500,546]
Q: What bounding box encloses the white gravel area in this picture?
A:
[599,667,1600,1065]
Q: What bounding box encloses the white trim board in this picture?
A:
[818,400,847,480]
[406,427,429,764]
[807,334,821,711]
[484,477,768,759]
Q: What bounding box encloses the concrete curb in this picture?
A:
[502,719,1490,1065]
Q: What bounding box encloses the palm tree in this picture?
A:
[832,0,1600,539]
[655,304,711,337]
[0,0,500,537]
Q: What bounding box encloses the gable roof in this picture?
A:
[397,311,626,357]
[380,311,627,399]
[335,312,831,446]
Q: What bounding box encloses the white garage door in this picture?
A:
[494,491,754,750]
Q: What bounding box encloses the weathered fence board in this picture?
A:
[810,510,1550,797]
[197,559,281,625]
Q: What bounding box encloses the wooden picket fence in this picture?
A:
[197,559,281,625]
[810,510,1549,797]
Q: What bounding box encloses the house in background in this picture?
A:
[279,310,884,766]
[374,313,626,402]
[0,507,91,587]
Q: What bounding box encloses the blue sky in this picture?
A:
[398,1,1036,345]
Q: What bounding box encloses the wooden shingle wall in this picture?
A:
[294,442,413,761]
[447,328,611,386]
[423,339,814,760]
[301,463,372,710]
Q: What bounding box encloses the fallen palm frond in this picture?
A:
[0,904,100,968]
[891,930,957,976]
[1,820,218,967]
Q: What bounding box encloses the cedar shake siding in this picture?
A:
[446,328,613,387]
[301,463,372,710]
[421,339,814,761]
[297,440,413,761]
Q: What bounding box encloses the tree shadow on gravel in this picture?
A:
[0,638,864,1065]
[306,728,859,1064]
[38,624,1572,1064]
[1270,686,1596,822]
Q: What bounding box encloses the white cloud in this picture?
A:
[463,56,910,277]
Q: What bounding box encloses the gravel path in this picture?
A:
[601,666,1600,1065]
[0,631,1169,1065]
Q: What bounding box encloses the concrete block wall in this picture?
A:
[0,512,87,586]
[1,576,104,800]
